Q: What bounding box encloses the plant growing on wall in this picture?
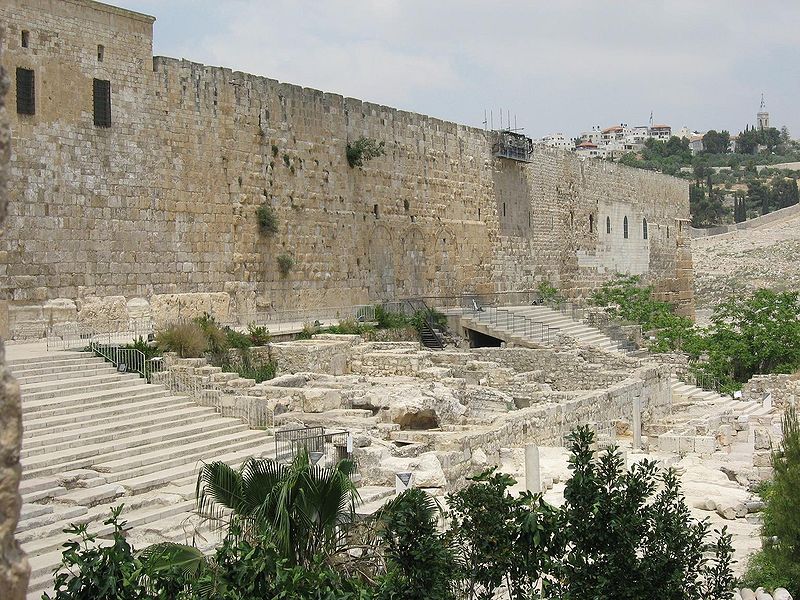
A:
[276,253,294,277]
[257,203,279,236]
[346,137,386,168]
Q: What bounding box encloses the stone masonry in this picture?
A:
[0,0,692,339]
[0,21,30,599]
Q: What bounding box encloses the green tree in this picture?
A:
[743,407,800,593]
[737,126,761,155]
[772,176,799,209]
[702,130,731,154]
[747,179,772,215]
[376,488,458,600]
[196,450,360,566]
[554,426,734,600]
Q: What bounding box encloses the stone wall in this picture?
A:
[743,373,800,409]
[0,21,30,598]
[1,0,692,338]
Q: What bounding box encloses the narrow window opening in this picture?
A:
[16,68,35,115]
[373,204,379,219]
[667,226,670,239]
[21,30,30,48]
[502,202,506,217]
[97,44,105,62]
[477,208,481,220]
[606,216,611,234]
[528,212,531,227]
[403,199,409,212]
[589,214,594,233]
[623,216,629,239]
[93,79,111,127]
[643,218,648,239]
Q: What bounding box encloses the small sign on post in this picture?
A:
[395,472,413,496]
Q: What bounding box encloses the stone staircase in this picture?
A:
[462,304,626,352]
[10,352,278,599]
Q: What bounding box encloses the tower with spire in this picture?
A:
[757,93,769,130]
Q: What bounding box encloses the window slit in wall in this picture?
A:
[93,78,112,127]
[589,214,594,233]
[16,68,35,115]
[503,202,506,217]
[623,216,629,239]
[373,204,379,219]
[643,218,648,239]
[97,44,105,62]
[606,216,611,234]
[21,30,30,48]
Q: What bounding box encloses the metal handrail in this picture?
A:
[46,319,154,352]
[88,341,164,381]
[468,305,558,344]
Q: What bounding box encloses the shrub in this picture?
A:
[276,253,294,277]
[123,335,161,361]
[323,318,375,336]
[346,137,386,168]
[743,406,800,593]
[537,280,560,304]
[375,305,411,329]
[256,203,278,236]
[156,322,207,358]
[194,313,229,359]
[225,327,252,350]
[410,308,447,333]
[296,322,318,340]
[233,359,277,383]
[248,324,271,346]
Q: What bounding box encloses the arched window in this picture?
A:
[643,218,648,239]
[623,216,629,239]
[606,216,611,234]
[589,214,594,233]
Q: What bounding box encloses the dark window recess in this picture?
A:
[667,226,670,239]
[16,68,35,115]
[21,30,30,48]
[606,216,611,234]
[373,204,379,219]
[93,78,112,127]
[623,216,629,239]
[643,218,648,239]
[97,44,105,62]
[589,214,594,233]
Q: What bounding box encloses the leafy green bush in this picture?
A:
[247,324,271,346]
[45,505,146,600]
[374,305,411,329]
[377,488,458,600]
[256,203,278,236]
[323,318,375,336]
[225,327,252,350]
[156,322,208,358]
[296,322,318,340]
[537,280,560,304]
[232,359,277,383]
[346,137,386,168]
[276,253,294,277]
[193,313,229,360]
[409,308,447,333]
[123,335,161,361]
[743,407,800,593]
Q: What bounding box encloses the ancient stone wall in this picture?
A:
[1,0,692,338]
[0,20,30,599]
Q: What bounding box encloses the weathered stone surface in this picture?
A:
[353,382,467,429]
[0,0,693,339]
[0,28,29,595]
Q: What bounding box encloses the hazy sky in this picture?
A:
[121,0,799,139]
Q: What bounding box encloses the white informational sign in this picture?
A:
[764,393,773,410]
[395,472,413,495]
[733,390,742,399]
[346,433,353,454]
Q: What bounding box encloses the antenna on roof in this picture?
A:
[483,109,488,131]
[649,111,653,128]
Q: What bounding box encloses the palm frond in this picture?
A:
[196,461,245,526]
[138,542,206,577]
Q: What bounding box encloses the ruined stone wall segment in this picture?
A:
[1,0,692,336]
[0,20,31,599]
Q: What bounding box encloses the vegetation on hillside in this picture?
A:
[46,427,734,600]
[590,276,800,392]
[742,407,800,594]
[616,128,800,227]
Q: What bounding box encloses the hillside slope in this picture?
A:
[692,209,800,311]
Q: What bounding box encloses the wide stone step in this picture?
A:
[7,352,93,370]
[22,417,247,476]
[19,370,142,397]
[21,404,219,457]
[120,437,277,495]
[22,393,191,438]
[16,365,120,387]
[12,361,113,382]
[100,429,272,485]
[22,383,171,420]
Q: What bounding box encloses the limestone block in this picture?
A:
[773,589,793,600]
[354,382,466,430]
[300,388,342,413]
[754,427,772,451]
[741,590,756,600]
[42,298,78,327]
[76,296,128,332]
[126,297,151,321]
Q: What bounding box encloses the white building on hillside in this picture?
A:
[538,133,575,150]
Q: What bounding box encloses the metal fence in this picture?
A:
[468,305,559,344]
[152,370,275,430]
[274,426,356,470]
[88,341,164,381]
[233,304,376,332]
[46,319,154,352]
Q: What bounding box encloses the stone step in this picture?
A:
[22,383,170,419]
[21,376,149,406]
[14,363,116,385]
[22,391,181,435]
[6,352,92,370]
[100,429,272,486]
[19,370,142,397]
[22,417,248,477]
[21,404,219,457]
